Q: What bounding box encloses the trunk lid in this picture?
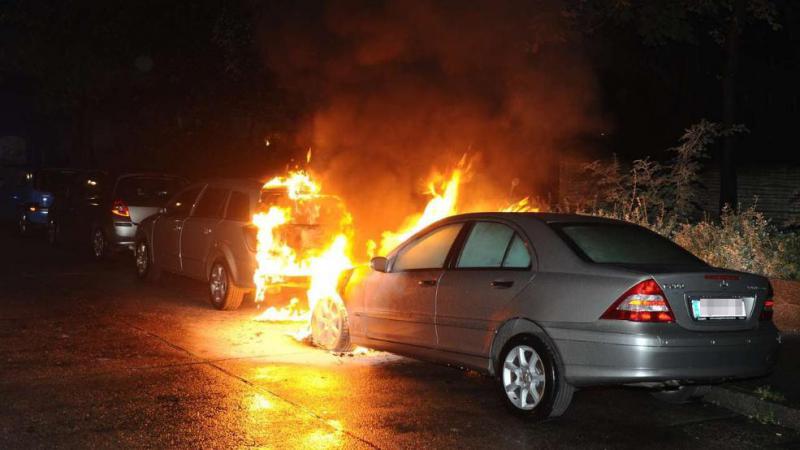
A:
[616,265,770,331]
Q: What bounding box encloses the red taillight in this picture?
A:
[111,199,130,218]
[760,299,775,321]
[601,279,675,323]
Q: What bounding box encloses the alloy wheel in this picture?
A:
[502,344,546,410]
[311,296,343,350]
[210,264,228,304]
[92,229,105,258]
[136,242,149,275]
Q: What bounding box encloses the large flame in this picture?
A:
[250,158,541,341]
[252,171,352,327]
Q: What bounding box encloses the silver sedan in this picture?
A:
[312,212,781,419]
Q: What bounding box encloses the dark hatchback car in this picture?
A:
[49,171,187,259]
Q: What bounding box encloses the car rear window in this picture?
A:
[554,223,705,266]
[114,176,186,207]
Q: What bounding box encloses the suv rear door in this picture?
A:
[180,185,229,279]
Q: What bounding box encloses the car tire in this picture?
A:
[310,296,355,352]
[91,227,107,260]
[47,219,59,245]
[651,385,711,404]
[18,214,30,237]
[208,260,245,310]
[497,335,574,420]
[135,238,161,282]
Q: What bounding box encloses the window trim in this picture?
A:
[191,186,230,219]
[388,221,468,273]
[548,221,707,266]
[449,220,535,272]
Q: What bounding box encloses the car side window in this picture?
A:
[456,221,532,269]
[225,191,251,222]
[193,187,229,219]
[165,187,202,217]
[392,223,463,271]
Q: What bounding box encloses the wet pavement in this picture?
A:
[1,229,799,449]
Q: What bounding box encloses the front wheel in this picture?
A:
[311,296,355,352]
[498,335,574,420]
[208,261,245,310]
[135,238,161,282]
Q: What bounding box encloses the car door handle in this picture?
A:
[491,280,514,288]
[418,279,437,287]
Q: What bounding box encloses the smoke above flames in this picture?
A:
[256,0,603,256]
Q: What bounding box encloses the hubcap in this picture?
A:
[210,264,227,303]
[311,297,343,349]
[93,230,104,257]
[502,345,546,410]
[136,242,148,275]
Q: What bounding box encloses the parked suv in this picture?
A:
[49,171,187,258]
[134,179,262,310]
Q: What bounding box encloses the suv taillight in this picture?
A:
[111,199,130,218]
[760,283,775,321]
[601,279,675,323]
[243,225,258,252]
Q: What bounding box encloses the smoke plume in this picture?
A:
[256,0,603,251]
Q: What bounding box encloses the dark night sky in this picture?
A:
[1,0,798,183]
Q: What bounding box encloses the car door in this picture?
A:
[435,221,536,357]
[180,186,229,279]
[153,185,204,273]
[365,222,464,348]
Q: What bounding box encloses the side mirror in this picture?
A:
[370,256,388,273]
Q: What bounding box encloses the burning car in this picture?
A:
[311,212,781,420]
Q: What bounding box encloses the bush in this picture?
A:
[673,205,798,280]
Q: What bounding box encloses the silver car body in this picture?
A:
[137,179,261,289]
[343,212,781,387]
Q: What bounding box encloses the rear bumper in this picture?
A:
[546,323,781,387]
[107,222,138,249]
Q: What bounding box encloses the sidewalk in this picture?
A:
[708,332,800,429]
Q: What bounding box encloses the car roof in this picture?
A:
[199,178,263,193]
[437,211,628,225]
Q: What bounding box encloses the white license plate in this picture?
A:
[690,298,747,320]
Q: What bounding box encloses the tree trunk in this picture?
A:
[719,0,744,213]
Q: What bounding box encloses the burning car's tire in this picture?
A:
[209,261,245,310]
[497,335,574,420]
[311,296,355,352]
[651,385,711,404]
[135,238,161,282]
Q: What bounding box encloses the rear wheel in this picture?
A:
[311,296,355,352]
[208,261,245,310]
[135,238,161,282]
[651,385,711,404]
[91,228,107,260]
[47,219,59,245]
[18,214,30,236]
[498,335,574,420]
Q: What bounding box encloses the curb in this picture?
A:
[706,386,800,431]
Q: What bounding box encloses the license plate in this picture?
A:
[690,298,747,320]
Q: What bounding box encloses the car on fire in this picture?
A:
[311,212,781,419]
[134,179,349,310]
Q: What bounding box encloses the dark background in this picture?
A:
[1,0,798,209]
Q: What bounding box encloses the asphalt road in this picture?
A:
[1,228,799,449]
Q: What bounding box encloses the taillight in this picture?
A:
[760,283,775,321]
[243,225,258,252]
[111,199,130,218]
[601,279,675,323]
